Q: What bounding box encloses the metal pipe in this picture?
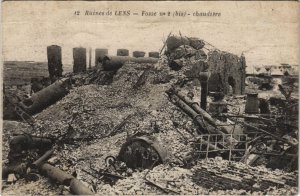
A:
[39,163,94,194]
[47,45,62,83]
[102,56,158,71]
[166,90,207,134]
[31,149,54,168]
[19,78,71,115]
[199,72,209,111]
[39,163,74,185]
[174,89,231,134]
[201,81,208,110]
[73,47,87,73]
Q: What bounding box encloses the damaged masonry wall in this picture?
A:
[165,35,246,95]
[207,51,246,95]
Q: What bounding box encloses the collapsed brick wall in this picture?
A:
[164,35,246,95]
[207,50,246,95]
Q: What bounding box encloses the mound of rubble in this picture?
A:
[2,62,202,194]
[3,59,299,195]
[28,62,200,161]
[3,35,298,195]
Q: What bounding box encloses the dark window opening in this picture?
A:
[228,76,236,94]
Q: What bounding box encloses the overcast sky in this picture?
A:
[2,1,299,71]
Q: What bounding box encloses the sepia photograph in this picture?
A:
[1,1,299,195]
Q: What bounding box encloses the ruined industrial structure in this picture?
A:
[47,45,63,83]
[2,33,298,195]
[164,35,246,95]
[207,51,246,94]
[73,47,87,73]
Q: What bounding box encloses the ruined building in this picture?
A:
[165,35,246,95]
[207,51,246,94]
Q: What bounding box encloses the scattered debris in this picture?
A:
[2,34,298,195]
[117,136,168,170]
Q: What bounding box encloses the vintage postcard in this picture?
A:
[1,1,299,195]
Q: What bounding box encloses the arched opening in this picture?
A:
[228,76,236,94]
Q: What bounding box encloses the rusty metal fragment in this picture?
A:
[117,136,168,170]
